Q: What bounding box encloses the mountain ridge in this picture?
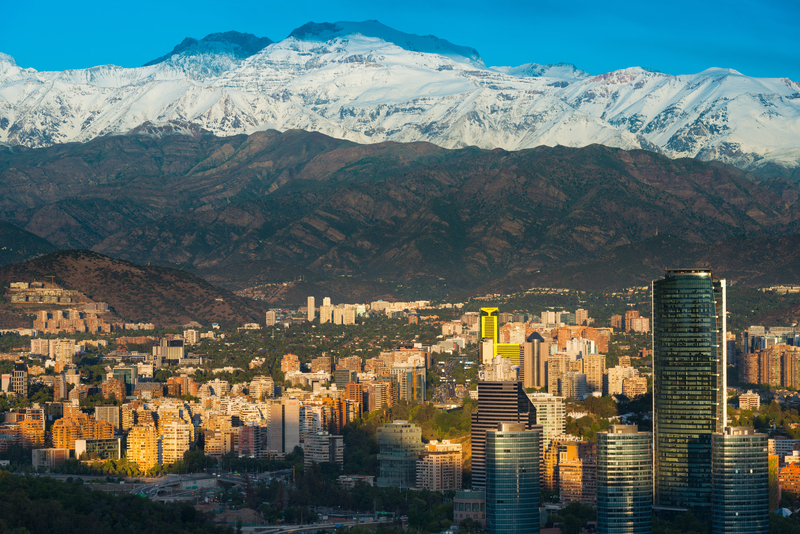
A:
[1,21,798,177]
[0,250,267,328]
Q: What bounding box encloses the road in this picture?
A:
[241,520,380,533]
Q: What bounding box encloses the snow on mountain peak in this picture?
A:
[288,20,483,65]
[493,62,590,81]
[144,31,273,66]
[0,53,18,68]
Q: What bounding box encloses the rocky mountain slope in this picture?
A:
[0,221,57,266]
[1,21,798,177]
[479,233,800,293]
[2,128,800,296]
[0,250,266,328]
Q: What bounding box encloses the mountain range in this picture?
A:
[2,127,800,299]
[1,21,799,178]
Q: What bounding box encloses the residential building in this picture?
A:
[75,438,122,461]
[32,448,70,470]
[266,310,277,327]
[653,269,726,514]
[95,405,121,432]
[311,356,332,373]
[622,376,648,399]
[239,424,267,458]
[161,421,193,465]
[582,354,606,395]
[102,378,126,402]
[52,418,79,450]
[607,365,639,396]
[183,329,199,345]
[308,296,315,322]
[11,361,28,398]
[739,391,761,411]
[559,442,597,506]
[597,425,652,534]
[485,423,540,534]
[561,371,587,400]
[377,420,423,488]
[711,426,768,534]
[527,392,566,482]
[416,440,462,491]
[281,353,301,374]
[470,381,538,489]
[319,305,333,324]
[249,376,275,401]
[624,310,640,332]
[304,431,344,468]
[127,423,161,471]
[546,353,570,396]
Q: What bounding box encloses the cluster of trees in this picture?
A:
[246,461,453,532]
[728,398,800,439]
[0,471,229,534]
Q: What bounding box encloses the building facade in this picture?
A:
[597,425,652,534]
[304,431,344,468]
[470,381,538,489]
[485,423,540,534]
[711,426,768,534]
[376,420,423,488]
[416,440,462,491]
[653,269,726,514]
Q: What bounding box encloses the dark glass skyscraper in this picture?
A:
[486,423,540,534]
[652,269,726,514]
[471,381,538,489]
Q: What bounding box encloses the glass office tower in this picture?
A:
[652,269,726,514]
[471,381,538,489]
[486,423,540,534]
[597,425,653,534]
[711,426,769,534]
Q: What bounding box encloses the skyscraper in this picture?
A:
[711,426,768,534]
[307,296,315,322]
[480,308,499,344]
[471,381,537,489]
[486,423,540,534]
[652,269,726,514]
[597,425,652,534]
[520,332,548,389]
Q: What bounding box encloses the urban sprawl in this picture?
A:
[0,270,797,533]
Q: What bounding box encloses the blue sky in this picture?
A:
[2,0,798,80]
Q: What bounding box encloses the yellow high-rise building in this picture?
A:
[127,423,160,471]
[19,419,45,448]
[480,308,499,343]
[52,418,79,450]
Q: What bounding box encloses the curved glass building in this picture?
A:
[652,269,726,514]
[597,425,653,534]
[711,426,769,534]
[486,422,540,534]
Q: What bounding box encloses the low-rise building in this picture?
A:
[304,432,344,468]
[454,490,486,527]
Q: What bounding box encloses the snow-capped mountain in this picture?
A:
[1,21,799,176]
